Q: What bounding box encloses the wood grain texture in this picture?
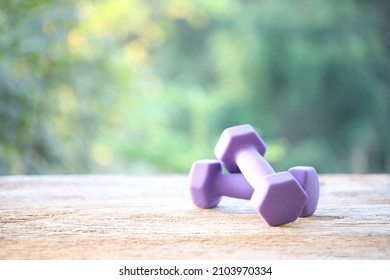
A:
[0,174,389,260]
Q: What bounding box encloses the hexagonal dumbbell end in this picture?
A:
[214,124,267,173]
[251,172,308,226]
[288,166,320,217]
[188,160,254,209]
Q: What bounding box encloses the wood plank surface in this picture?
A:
[0,174,389,259]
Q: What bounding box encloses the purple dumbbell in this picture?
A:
[188,161,319,218]
[214,124,309,226]
[188,160,254,208]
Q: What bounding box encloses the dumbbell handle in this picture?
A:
[214,173,253,200]
[236,147,275,188]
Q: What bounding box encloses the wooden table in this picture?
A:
[0,174,389,259]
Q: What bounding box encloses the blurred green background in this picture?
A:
[0,0,389,175]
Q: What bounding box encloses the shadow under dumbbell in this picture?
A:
[309,215,345,221]
[212,204,257,215]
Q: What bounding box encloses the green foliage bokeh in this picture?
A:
[1,0,389,174]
